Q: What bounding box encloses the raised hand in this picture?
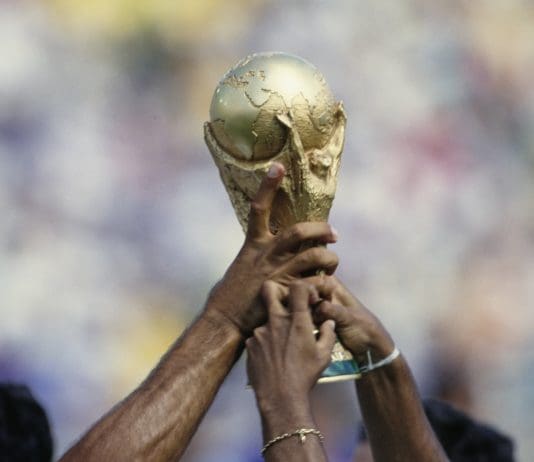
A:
[205,162,339,337]
[246,281,336,462]
[310,276,395,360]
[247,281,336,403]
[306,276,448,462]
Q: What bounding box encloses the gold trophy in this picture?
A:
[204,52,358,382]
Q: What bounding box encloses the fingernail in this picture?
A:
[267,162,283,178]
[330,226,339,241]
[326,320,336,330]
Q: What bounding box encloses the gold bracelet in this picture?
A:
[261,428,324,456]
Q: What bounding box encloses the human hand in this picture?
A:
[246,281,336,409]
[204,162,339,337]
[309,276,395,360]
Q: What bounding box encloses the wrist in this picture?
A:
[366,323,396,358]
[256,390,311,417]
[357,351,407,386]
[204,277,265,337]
[201,306,245,343]
[257,395,316,440]
[342,321,395,360]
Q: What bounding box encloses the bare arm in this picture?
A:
[315,277,449,462]
[59,163,339,462]
[59,312,242,462]
[247,282,336,462]
[356,355,446,462]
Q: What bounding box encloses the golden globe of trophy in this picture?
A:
[204,52,359,382]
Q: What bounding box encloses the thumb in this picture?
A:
[317,319,336,360]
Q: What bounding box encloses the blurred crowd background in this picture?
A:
[1,0,533,460]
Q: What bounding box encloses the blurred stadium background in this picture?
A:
[1,0,533,460]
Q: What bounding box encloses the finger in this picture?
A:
[245,336,259,357]
[302,274,337,301]
[261,281,288,320]
[282,247,339,277]
[308,284,321,306]
[245,336,255,349]
[304,275,361,308]
[315,300,350,327]
[272,284,290,304]
[247,163,285,240]
[289,279,320,306]
[317,320,337,360]
[288,282,315,333]
[245,339,258,384]
[272,222,338,255]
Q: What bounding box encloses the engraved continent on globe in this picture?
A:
[209,52,337,161]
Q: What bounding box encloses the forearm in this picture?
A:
[314,283,448,462]
[60,310,243,462]
[356,356,448,462]
[257,397,328,462]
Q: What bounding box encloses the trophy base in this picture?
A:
[318,339,361,384]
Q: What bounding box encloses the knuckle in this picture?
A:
[306,247,323,262]
[294,249,313,266]
[291,223,307,240]
[317,302,336,319]
[261,280,276,296]
[249,200,268,215]
[290,279,305,289]
[321,275,335,287]
[253,326,265,338]
[284,223,306,242]
[313,249,338,269]
[289,280,306,292]
[316,303,328,315]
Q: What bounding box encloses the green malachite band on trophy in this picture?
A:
[319,346,401,383]
[320,359,361,383]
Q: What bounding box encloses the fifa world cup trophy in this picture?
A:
[204,52,359,382]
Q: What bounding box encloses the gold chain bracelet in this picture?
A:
[261,428,324,456]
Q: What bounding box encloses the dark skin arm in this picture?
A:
[313,276,449,462]
[59,163,339,462]
[247,281,336,462]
